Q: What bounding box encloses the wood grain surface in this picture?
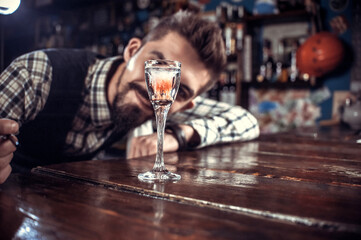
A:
[1,126,360,239]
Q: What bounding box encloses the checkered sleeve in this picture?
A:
[168,96,260,148]
[0,51,52,126]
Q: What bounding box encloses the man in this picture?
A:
[0,11,259,184]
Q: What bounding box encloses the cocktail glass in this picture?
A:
[137,59,181,182]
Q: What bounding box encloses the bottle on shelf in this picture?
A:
[287,39,300,82]
[219,69,237,105]
[224,23,238,61]
[275,61,283,82]
[228,69,237,105]
[257,39,275,82]
[279,62,289,83]
[224,24,233,57]
[289,48,298,82]
[236,23,244,51]
[257,64,266,82]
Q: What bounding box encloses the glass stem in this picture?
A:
[153,104,171,172]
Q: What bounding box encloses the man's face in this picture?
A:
[112,32,211,130]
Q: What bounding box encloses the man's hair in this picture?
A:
[142,10,227,92]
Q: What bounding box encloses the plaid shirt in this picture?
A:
[0,50,259,157]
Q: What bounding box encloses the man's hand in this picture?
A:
[127,124,200,159]
[127,132,179,159]
[0,119,19,184]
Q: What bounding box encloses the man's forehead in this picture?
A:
[182,65,211,96]
[143,32,211,95]
[149,50,165,60]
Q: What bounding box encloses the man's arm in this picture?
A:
[0,51,52,183]
[168,96,260,149]
[127,97,259,158]
[0,51,52,124]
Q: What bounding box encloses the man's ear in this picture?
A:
[123,38,142,62]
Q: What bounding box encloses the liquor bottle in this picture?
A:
[224,23,237,61]
[236,23,244,51]
[288,39,299,82]
[220,70,237,105]
[264,40,275,82]
[220,71,230,104]
[274,61,282,82]
[257,39,275,82]
[289,49,298,82]
[228,70,237,105]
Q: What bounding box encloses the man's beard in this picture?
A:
[111,83,152,134]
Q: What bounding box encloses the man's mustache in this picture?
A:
[128,82,149,100]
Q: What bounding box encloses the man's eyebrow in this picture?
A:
[180,83,194,97]
[149,50,194,97]
[150,50,165,59]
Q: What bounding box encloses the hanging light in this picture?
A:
[0,0,21,15]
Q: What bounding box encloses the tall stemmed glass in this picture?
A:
[138,59,182,182]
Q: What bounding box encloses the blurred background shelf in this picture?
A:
[1,0,359,133]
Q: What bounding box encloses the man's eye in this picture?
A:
[177,88,188,100]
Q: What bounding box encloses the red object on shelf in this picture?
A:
[296,32,344,77]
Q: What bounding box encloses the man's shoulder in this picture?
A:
[14,50,49,64]
[43,48,104,59]
[16,48,102,61]
[8,50,52,80]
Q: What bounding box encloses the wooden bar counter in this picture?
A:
[1,126,361,239]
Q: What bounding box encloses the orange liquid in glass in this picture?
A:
[154,78,172,100]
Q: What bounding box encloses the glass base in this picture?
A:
[138,169,181,182]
